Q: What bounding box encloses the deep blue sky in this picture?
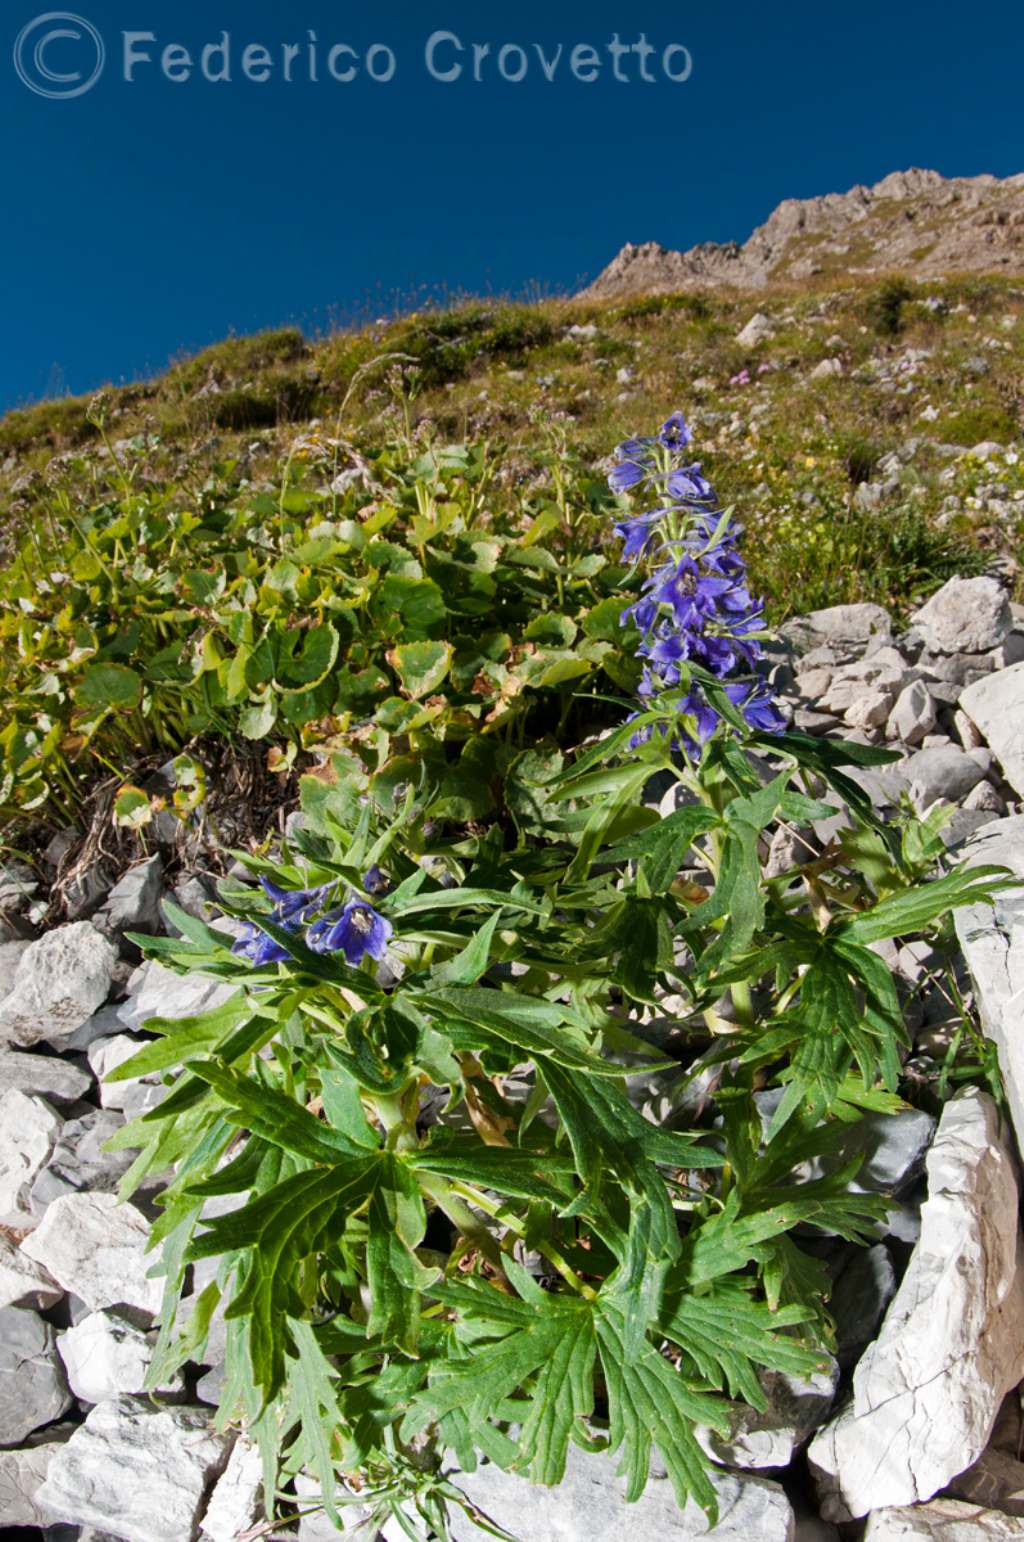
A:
[2,0,1022,413]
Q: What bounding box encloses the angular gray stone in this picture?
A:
[904,745,988,811]
[0,1233,63,1310]
[830,1245,897,1363]
[808,1091,1024,1520]
[88,1033,162,1113]
[38,1398,234,1542]
[887,680,938,746]
[912,577,1012,656]
[22,1192,162,1315]
[737,312,776,347]
[0,1047,92,1104]
[0,923,118,1048]
[0,1090,63,1225]
[58,1308,181,1405]
[961,663,1024,796]
[0,938,30,996]
[698,1359,839,1469]
[92,855,165,941]
[946,1446,1024,1515]
[781,604,892,664]
[863,1500,1024,1539]
[0,1432,70,1528]
[0,1305,73,1443]
[117,956,236,1032]
[29,1107,135,1213]
[431,1446,795,1542]
[954,816,1024,1160]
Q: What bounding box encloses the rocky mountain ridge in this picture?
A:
[583,168,1024,299]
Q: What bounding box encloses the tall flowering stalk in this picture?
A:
[611,411,786,755]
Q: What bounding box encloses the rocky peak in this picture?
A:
[582,168,1024,299]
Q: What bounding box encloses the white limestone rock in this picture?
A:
[0,1232,63,1310]
[954,816,1024,1158]
[0,1047,92,1104]
[88,1031,166,1116]
[21,1191,162,1315]
[58,1308,181,1404]
[92,854,165,940]
[0,1089,63,1225]
[117,955,236,1032]
[737,312,776,347]
[0,922,118,1048]
[781,604,892,664]
[424,1445,795,1542]
[201,1435,264,1542]
[0,1305,73,1444]
[863,1500,1024,1539]
[887,680,938,746]
[38,1397,235,1542]
[807,1091,1024,1521]
[961,663,1024,796]
[912,576,1012,656]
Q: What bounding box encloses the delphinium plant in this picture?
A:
[107,410,1009,1539]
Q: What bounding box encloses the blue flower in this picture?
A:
[666,464,716,504]
[658,412,693,451]
[608,459,647,494]
[613,510,665,562]
[231,920,298,967]
[363,865,392,896]
[308,898,393,966]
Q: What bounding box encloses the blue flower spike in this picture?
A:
[610,410,787,756]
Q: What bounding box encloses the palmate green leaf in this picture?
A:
[414,986,629,1077]
[403,1272,596,1487]
[600,802,721,893]
[408,1135,578,1205]
[430,909,504,987]
[835,862,1015,944]
[659,1277,821,1408]
[595,1299,726,1515]
[189,1060,370,1165]
[186,1163,376,1400]
[365,1157,434,1352]
[405,1268,724,1512]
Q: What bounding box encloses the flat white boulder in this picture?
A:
[808,1090,1024,1520]
[428,1444,795,1542]
[38,1397,234,1542]
[117,956,236,1032]
[961,663,1024,797]
[781,603,892,663]
[21,1191,162,1315]
[954,815,1024,1157]
[0,922,117,1048]
[863,1499,1024,1539]
[58,1307,181,1404]
[912,576,1012,655]
[0,1089,63,1226]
